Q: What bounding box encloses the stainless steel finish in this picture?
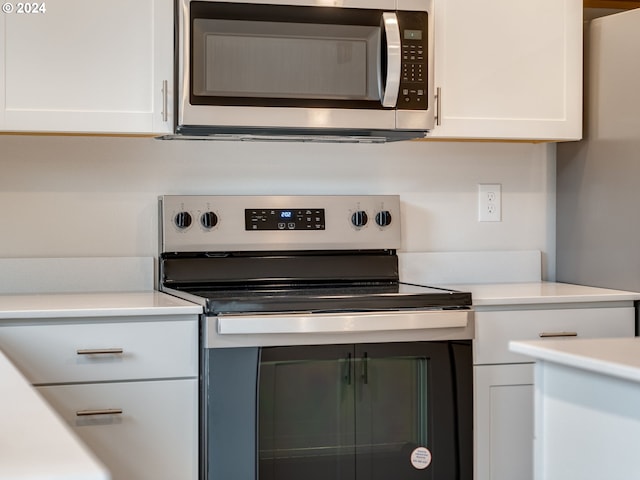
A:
[176,0,435,139]
[160,195,401,252]
[76,409,123,417]
[217,309,469,334]
[160,131,411,143]
[435,86,441,126]
[161,80,168,122]
[76,348,124,355]
[381,13,401,108]
[538,331,578,338]
[206,311,474,348]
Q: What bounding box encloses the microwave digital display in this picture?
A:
[404,29,422,40]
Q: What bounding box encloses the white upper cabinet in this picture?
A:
[0,0,173,134]
[0,0,581,139]
[430,0,583,140]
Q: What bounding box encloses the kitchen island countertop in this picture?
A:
[510,336,640,384]
[509,336,640,480]
[0,348,109,480]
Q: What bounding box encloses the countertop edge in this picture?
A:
[0,349,110,480]
[435,282,640,306]
[0,291,203,320]
[510,338,640,384]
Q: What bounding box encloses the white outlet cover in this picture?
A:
[478,184,502,222]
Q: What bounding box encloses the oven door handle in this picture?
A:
[216,310,470,335]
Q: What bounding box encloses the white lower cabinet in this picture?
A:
[475,363,534,480]
[473,304,636,480]
[38,379,198,480]
[0,315,198,480]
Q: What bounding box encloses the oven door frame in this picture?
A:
[200,308,473,480]
[176,0,435,133]
[202,339,473,480]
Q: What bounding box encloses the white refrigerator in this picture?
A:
[557,8,640,296]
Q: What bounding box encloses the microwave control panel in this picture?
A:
[398,12,429,110]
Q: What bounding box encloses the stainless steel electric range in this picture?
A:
[159,195,473,480]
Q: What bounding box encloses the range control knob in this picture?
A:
[174,211,192,229]
[200,211,218,229]
[375,210,393,227]
[351,210,368,228]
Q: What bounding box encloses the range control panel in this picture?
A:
[245,208,326,231]
[160,195,401,253]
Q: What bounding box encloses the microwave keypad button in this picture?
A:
[399,37,427,109]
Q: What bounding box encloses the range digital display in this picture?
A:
[246,208,325,231]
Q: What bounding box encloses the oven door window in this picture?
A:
[258,341,471,480]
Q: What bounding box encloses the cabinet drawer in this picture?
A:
[38,379,198,480]
[474,307,635,365]
[0,318,197,384]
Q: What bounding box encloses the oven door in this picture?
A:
[202,309,473,480]
[203,341,472,480]
[177,0,435,134]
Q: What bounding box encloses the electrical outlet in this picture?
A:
[478,184,502,222]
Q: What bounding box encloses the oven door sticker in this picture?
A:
[410,446,432,470]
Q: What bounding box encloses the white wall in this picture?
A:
[0,135,556,279]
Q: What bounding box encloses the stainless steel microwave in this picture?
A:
[175,0,435,142]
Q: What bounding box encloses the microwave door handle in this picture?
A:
[381,12,401,108]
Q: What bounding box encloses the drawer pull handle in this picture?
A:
[77,348,124,355]
[539,331,578,338]
[76,409,123,417]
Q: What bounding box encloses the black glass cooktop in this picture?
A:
[177,283,472,315]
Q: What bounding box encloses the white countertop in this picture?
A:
[0,283,635,318]
[0,349,109,480]
[511,337,640,384]
[0,282,637,479]
[0,291,202,319]
[438,281,640,306]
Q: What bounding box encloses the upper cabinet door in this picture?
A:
[2,0,173,134]
[430,0,582,141]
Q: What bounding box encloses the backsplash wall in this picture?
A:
[0,135,556,279]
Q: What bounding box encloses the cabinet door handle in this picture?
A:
[76,348,124,355]
[435,87,442,126]
[539,331,578,338]
[161,79,169,122]
[76,409,123,417]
